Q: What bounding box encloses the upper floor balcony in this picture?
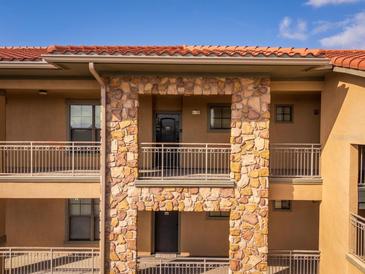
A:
[136,142,321,187]
[0,141,100,180]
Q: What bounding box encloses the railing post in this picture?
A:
[161,144,164,181]
[30,142,33,176]
[159,259,162,274]
[204,258,207,272]
[205,144,208,181]
[91,249,94,274]
[310,144,314,177]
[50,248,53,274]
[72,142,75,175]
[9,248,11,274]
[289,250,292,274]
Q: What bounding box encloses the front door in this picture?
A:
[155,113,180,143]
[155,113,180,172]
[154,212,179,253]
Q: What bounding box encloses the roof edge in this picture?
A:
[42,54,331,66]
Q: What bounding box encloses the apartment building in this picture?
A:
[0,46,364,274]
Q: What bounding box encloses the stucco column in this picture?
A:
[106,78,139,273]
[229,78,270,273]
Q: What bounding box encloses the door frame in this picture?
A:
[152,211,181,254]
[153,112,182,143]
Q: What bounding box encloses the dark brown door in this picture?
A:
[155,113,180,143]
[154,212,178,253]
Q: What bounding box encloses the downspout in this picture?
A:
[88,62,106,274]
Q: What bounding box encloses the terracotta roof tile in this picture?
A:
[1,45,365,72]
[0,46,48,61]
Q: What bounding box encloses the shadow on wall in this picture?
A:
[321,77,349,147]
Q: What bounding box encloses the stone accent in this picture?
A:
[106,76,270,273]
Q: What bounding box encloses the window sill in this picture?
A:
[64,240,99,246]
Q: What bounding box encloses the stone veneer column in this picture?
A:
[229,78,270,273]
[106,78,139,274]
[105,75,270,274]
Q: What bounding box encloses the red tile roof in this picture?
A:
[0,46,48,61]
[0,45,365,72]
[323,50,365,71]
[46,45,324,57]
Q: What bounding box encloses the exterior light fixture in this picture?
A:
[38,90,48,95]
[192,109,200,115]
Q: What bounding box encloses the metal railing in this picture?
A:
[268,250,320,274]
[270,143,321,178]
[350,213,365,263]
[0,247,100,274]
[0,142,101,177]
[137,257,228,274]
[139,143,231,181]
[137,251,320,274]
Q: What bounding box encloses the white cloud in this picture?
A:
[320,11,365,48]
[279,17,308,41]
[306,0,359,7]
[312,19,350,34]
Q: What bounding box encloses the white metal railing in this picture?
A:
[137,257,229,274]
[0,247,100,274]
[0,142,101,177]
[270,143,321,178]
[139,143,231,181]
[137,251,320,274]
[268,250,320,274]
[350,213,365,263]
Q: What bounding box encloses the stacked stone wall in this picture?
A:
[106,75,270,273]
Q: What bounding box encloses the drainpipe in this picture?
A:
[88,62,106,274]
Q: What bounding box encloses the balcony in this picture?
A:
[350,213,365,264]
[137,250,320,274]
[270,143,321,179]
[0,141,101,179]
[137,142,321,187]
[0,247,100,273]
[137,143,232,187]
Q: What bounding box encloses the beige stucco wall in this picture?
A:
[270,93,321,143]
[269,201,319,250]
[138,93,320,144]
[3,199,98,247]
[5,199,66,246]
[5,91,99,141]
[320,72,365,274]
[136,211,228,257]
[180,212,229,256]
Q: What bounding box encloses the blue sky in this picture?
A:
[0,0,364,48]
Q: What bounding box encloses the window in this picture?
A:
[207,211,230,219]
[68,199,100,241]
[273,200,291,210]
[275,105,293,122]
[70,104,101,141]
[209,105,231,129]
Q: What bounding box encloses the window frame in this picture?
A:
[275,104,294,123]
[206,211,230,220]
[66,198,100,242]
[208,104,231,131]
[273,200,292,211]
[67,100,101,142]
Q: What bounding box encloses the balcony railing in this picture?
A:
[268,250,320,274]
[0,247,100,273]
[138,142,321,182]
[138,143,231,181]
[0,142,101,177]
[137,251,320,274]
[350,213,365,263]
[270,143,321,178]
